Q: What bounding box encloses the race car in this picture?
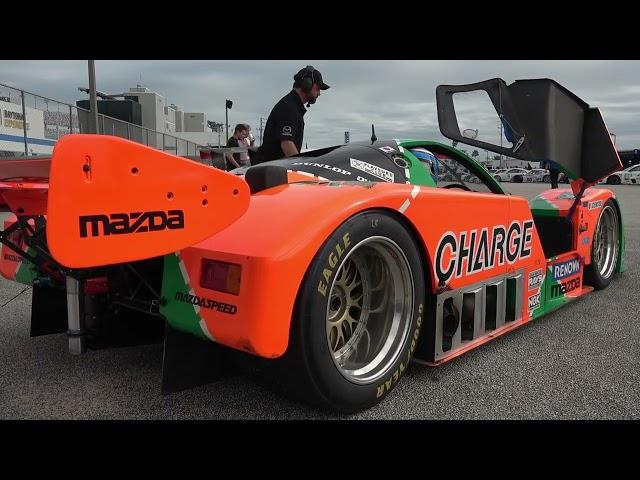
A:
[605,164,640,185]
[0,78,625,413]
[493,167,529,182]
[522,168,550,183]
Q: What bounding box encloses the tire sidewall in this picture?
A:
[295,210,426,413]
[587,199,619,289]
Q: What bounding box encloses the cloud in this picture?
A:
[2,60,639,149]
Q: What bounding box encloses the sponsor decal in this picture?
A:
[550,277,581,297]
[528,269,543,290]
[582,236,590,246]
[588,200,603,210]
[3,253,21,262]
[528,293,541,311]
[379,146,396,153]
[282,126,292,136]
[292,162,351,176]
[434,220,535,283]
[317,233,351,297]
[350,158,395,182]
[79,210,185,238]
[2,109,29,130]
[552,258,580,281]
[174,291,237,315]
[376,303,423,399]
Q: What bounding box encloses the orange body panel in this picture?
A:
[535,187,616,266]
[174,182,548,357]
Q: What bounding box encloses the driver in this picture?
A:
[411,148,439,183]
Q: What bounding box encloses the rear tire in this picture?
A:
[274,210,426,413]
[513,175,523,183]
[543,175,550,183]
[607,175,621,185]
[584,200,619,290]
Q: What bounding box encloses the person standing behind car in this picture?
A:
[253,65,330,164]
[238,124,254,166]
[225,124,250,170]
[545,159,560,189]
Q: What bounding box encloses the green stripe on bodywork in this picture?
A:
[14,247,39,286]
[541,267,573,314]
[530,196,561,217]
[160,253,208,340]
[398,140,505,193]
[401,149,436,187]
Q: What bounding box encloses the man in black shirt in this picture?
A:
[253,65,330,164]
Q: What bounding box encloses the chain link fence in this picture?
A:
[0,82,201,159]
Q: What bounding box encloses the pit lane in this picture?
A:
[1,183,638,419]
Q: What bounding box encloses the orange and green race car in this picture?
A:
[0,78,625,413]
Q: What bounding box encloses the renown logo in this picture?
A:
[552,258,581,281]
[79,210,184,238]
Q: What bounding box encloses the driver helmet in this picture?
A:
[411,148,439,181]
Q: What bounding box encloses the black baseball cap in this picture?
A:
[295,66,330,90]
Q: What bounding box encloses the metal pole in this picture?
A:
[66,277,86,355]
[499,120,503,169]
[225,106,229,143]
[20,91,28,156]
[88,60,99,134]
[259,117,264,145]
[69,105,73,133]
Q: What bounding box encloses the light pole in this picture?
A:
[225,99,233,142]
[610,132,617,146]
[207,121,224,147]
[88,60,99,134]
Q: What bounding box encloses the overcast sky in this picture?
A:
[2,60,639,151]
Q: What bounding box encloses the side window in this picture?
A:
[434,154,493,193]
[406,145,504,194]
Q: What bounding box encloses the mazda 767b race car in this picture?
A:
[0,78,626,413]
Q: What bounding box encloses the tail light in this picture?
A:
[85,277,109,295]
[200,259,241,295]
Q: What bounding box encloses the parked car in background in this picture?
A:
[494,167,529,182]
[605,164,640,185]
[523,168,550,183]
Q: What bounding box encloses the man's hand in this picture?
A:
[225,153,240,169]
[280,140,299,157]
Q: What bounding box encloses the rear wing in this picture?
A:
[436,78,622,184]
[1,135,250,268]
